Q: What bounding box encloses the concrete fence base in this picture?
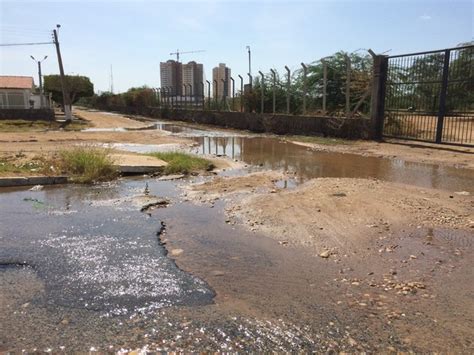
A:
[0,109,55,121]
[93,105,370,139]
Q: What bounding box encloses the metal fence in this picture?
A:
[157,53,373,118]
[383,45,473,145]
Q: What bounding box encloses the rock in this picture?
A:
[278,240,289,245]
[61,318,70,325]
[29,185,43,191]
[319,250,331,258]
[170,249,183,257]
[210,270,225,276]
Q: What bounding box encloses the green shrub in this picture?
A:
[58,146,117,183]
[147,151,214,175]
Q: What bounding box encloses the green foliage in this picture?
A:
[147,152,214,175]
[57,147,117,183]
[44,75,94,105]
[85,87,159,109]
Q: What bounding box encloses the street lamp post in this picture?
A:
[30,55,48,108]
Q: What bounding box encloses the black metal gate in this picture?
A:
[383,45,473,146]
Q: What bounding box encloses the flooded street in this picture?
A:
[1,119,473,352]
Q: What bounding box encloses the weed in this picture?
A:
[147,151,214,175]
[0,120,88,132]
[57,146,117,183]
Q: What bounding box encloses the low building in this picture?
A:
[0,76,35,109]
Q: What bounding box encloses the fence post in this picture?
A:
[435,50,450,144]
[285,66,290,114]
[258,71,264,114]
[238,75,243,112]
[230,77,235,111]
[221,78,226,108]
[322,60,327,114]
[370,55,388,140]
[200,81,204,110]
[301,63,307,115]
[270,69,276,114]
[345,54,351,116]
[188,84,193,110]
[206,80,211,110]
[213,79,218,109]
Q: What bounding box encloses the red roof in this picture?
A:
[0,76,34,89]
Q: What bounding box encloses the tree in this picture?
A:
[44,75,94,105]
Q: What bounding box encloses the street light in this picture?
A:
[30,55,48,108]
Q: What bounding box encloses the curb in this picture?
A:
[0,176,68,187]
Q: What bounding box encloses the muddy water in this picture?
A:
[191,136,473,192]
[133,121,473,192]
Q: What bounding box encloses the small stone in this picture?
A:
[319,250,331,258]
[61,318,69,325]
[410,255,417,259]
[210,270,225,277]
[170,248,183,257]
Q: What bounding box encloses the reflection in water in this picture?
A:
[191,136,473,192]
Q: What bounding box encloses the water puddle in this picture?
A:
[0,182,213,316]
[109,120,473,192]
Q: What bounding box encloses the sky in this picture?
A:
[1,0,473,93]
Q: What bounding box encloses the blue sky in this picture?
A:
[1,0,472,93]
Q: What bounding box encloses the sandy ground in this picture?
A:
[182,172,474,351]
[291,138,474,169]
[0,109,237,174]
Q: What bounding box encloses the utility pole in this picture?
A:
[52,25,72,121]
[30,55,48,108]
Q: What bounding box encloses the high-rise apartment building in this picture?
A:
[182,61,204,97]
[160,60,204,98]
[212,63,231,99]
[160,60,182,96]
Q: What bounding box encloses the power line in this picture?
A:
[0,42,53,47]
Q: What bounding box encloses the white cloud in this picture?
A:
[419,14,432,21]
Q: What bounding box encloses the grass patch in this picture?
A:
[57,146,117,183]
[286,135,352,146]
[0,159,42,176]
[147,151,214,175]
[0,119,89,132]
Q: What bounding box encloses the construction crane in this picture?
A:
[169,49,206,62]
